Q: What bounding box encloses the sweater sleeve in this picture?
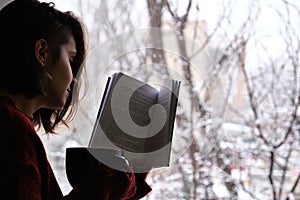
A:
[129,173,152,200]
[63,166,152,200]
[0,107,46,200]
[0,99,152,200]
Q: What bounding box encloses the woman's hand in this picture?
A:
[100,165,136,200]
[65,155,137,200]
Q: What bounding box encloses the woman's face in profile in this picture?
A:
[42,36,77,110]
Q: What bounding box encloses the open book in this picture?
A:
[88,72,180,169]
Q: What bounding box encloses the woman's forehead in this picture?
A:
[63,36,77,52]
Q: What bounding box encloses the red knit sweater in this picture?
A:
[0,97,151,200]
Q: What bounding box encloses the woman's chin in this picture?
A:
[48,105,64,111]
[45,100,66,111]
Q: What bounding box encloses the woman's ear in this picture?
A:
[34,39,48,67]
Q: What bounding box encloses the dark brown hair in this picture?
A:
[0,0,87,133]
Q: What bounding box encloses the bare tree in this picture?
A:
[145,0,300,199]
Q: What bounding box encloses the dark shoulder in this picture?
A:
[0,97,40,156]
[0,97,46,163]
[0,97,35,134]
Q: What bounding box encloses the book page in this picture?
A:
[144,84,171,151]
[143,80,180,167]
[89,73,159,153]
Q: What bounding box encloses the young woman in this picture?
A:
[0,0,151,199]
